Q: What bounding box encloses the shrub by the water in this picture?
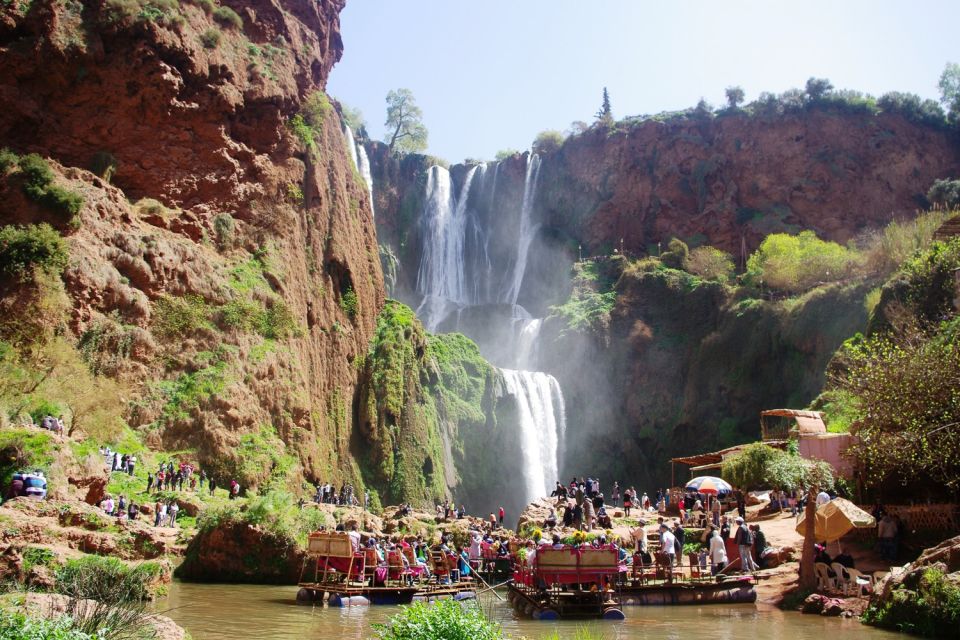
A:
[0,611,101,640]
[0,223,69,282]
[862,567,960,636]
[683,246,734,282]
[374,599,504,640]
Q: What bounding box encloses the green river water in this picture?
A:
[156,582,903,640]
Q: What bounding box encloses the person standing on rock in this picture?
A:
[611,482,620,507]
[168,501,179,527]
[128,502,139,521]
[208,477,216,497]
[498,506,505,526]
[156,501,167,527]
[145,473,154,494]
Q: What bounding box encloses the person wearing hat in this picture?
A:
[734,516,758,573]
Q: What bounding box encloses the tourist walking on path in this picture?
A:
[734,517,757,572]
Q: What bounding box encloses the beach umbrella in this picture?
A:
[795,497,875,542]
[684,476,732,495]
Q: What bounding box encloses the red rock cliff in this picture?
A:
[0,0,388,493]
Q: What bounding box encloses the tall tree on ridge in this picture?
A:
[384,88,428,154]
[596,87,613,124]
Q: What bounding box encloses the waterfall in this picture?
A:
[415,165,480,331]
[515,318,542,370]
[500,369,566,502]
[357,143,376,219]
[501,153,542,305]
[343,124,359,170]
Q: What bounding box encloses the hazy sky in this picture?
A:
[327,0,959,163]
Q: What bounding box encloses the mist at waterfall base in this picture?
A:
[382,151,605,521]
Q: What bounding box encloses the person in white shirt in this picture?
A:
[659,524,677,581]
[348,524,362,552]
[708,526,728,575]
[816,491,831,506]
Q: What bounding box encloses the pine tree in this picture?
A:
[596,87,613,124]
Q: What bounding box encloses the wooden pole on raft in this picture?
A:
[470,566,504,600]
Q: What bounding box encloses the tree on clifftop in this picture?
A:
[725,86,746,109]
[596,87,613,124]
[804,77,834,103]
[384,89,428,154]
[939,62,960,123]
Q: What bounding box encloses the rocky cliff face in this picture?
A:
[0,1,400,497]
[536,111,960,256]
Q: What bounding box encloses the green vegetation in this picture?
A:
[549,259,621,333]
[725,85,746,109]
[200,27,221,49]
[211,5,241,29]
[722,442,835,495]
[289,91,332,154]
[195,488,330,546]
[55,556,162,603]
[152,294,212,339]
[0,147,17,172]
[374,599,503,640]
[0,224,69,283]
[339,287,358,320]
[595,87,613,124]
[0,428,56,493]
[927,178,960,209]
[939,61,960,124]
[494,149,519,161]
[384,88,428,154]
[659,237,689,270]
[531,129,564,155]
[16,154,84,224]
[227,425,296,491]
[0,611,103,640]
[212,213,234,249]
[746,230,859,293]
[151,346,233,425]
[863,567,960,636]
[683,245,735,282]
[104,0,183,27]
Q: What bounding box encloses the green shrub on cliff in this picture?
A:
[212,5,241,29]
[550,260,620,333]
[0,611,101,640]
[0,428,56,493]
[152,294,212,339]
[683,246,734,282]
[532,129,564,155]
[746,231,860,293]
[0,223,69,283]
[17,154,84,224]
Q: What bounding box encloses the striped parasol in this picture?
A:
[684,476,733,495]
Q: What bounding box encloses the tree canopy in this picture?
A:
[725,86,745,109]
[384,89,428,154]
[938,62,960,123]
[746,230,860,293]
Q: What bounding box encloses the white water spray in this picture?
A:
[357,143,375,219]
[500,369,566,503]
[501,153,542,305]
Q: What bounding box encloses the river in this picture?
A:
[156,583,901,640]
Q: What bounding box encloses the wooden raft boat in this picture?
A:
[295,532,476,606]
[619,576,757,605]
[508,546,625,620]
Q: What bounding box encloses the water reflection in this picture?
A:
[157,583,901,640]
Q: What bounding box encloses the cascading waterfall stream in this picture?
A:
[500,369,566,503]
[409,152,567,505]
[343,124,375,218]
[501,153,541,305]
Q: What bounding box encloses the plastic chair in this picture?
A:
[814,562,836,592]
[832,563,852,595]
[843,567,874,596]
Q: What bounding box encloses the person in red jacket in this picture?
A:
[498,506,505,526]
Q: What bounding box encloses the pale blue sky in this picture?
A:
[327,0,959,163]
